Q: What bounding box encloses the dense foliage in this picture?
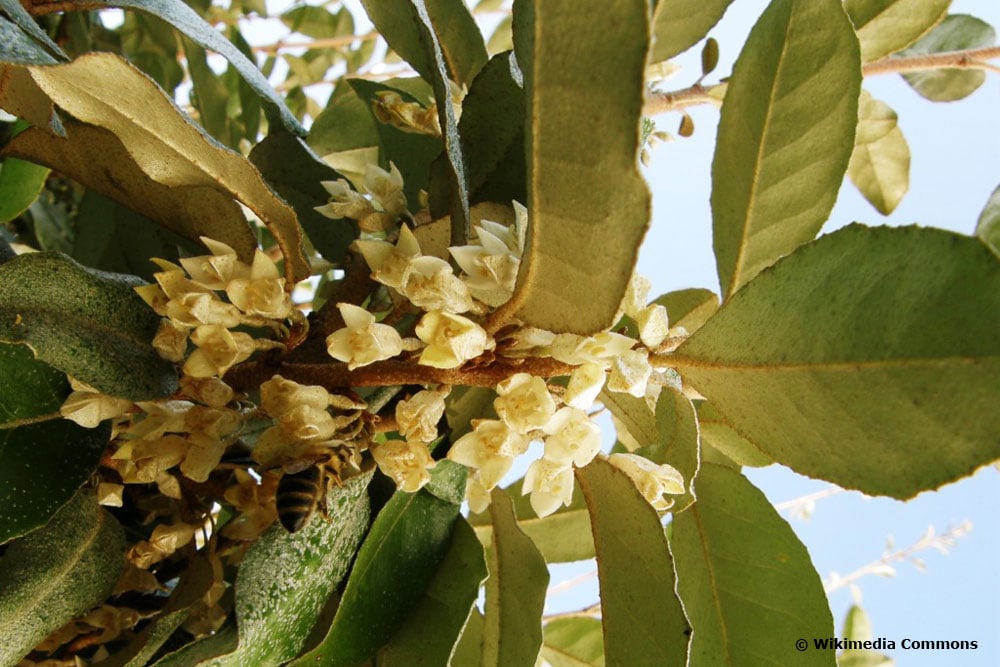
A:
[0,0,997,665]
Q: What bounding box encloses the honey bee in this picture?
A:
[275,448,353,533]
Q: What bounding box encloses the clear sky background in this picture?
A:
[638,1,999,664]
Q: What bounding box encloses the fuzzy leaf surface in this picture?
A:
[576,457,689,667]
[670,465,833,666]
[844,0,949,61]
[27,52,310,282]
[482,488,548,667]
[0,490,125,666]
[975,183,1000,255]
[292,469,461,666]
[847,90,910,215]
[900,14,996,101]
[649,0,736,62]
[712,0,861,297]
[541,617,606,667]
[675,224,1000,498]
[508,0,650,333]
[208,471,373,666]
[0,252,177,400]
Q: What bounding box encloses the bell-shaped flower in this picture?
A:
[179,238,250,290]
[448,419,529,490]
[465,473,492,514]
[415,311,492,369]
[225,250,292,320]
[60,379,132,429]
[326,303,404,369]
[607,453,685,511]
[183,325,256,378]
[179,376,234,409]
[494,372,556,434]
[542,407,602,467]
[371,439,436,493]
[364,162,408,218]
[606,348,652,397]
[550,331,635,366]
[151,319,190,363]
[449,237,519,307]
[522,458,575,517]
[260,375,331,419]
[396,389,447,443]
[563,362,607,409]
[355,225,422,290]
[400,256,474,313]
[316,178,375,220]
[636,303,670,348]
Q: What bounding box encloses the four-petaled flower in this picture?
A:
[326,303,404,369]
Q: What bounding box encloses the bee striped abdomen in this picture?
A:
[277,466,323,533]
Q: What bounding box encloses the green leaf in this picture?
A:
[281,5,352,40]
[0,252,177,400]
[292,479,461,666]
[712,0,861,297]
[209,471,373,666]
[104,0,304,135]
[450,607,485,667]
[470,476,595,563]
[376,518,487,666]
[674,224,1000,499]
[0,0,67,63]
[455,51,526,212]
[182,36,233,147]
[27,52,310,283]
[670,465,833,666]
[309,79,381,157]
[0,143,50,224]
[150,625,238,667]
[360,0,487,89]
[900,14,996,101]
[975,183,1000,255]
[655,287,719,334]
[838,605,895,667]
[847,90,910,215]
[542,617,605,667]
[507,0,650,334]
[576,457,690,667]
[482,488,548,667]
[844,0,949,61]
[697,401,772,469]
[0,345,111,544]
[0,490,125,666]
[649,0,736,63]
[250,129,358,266]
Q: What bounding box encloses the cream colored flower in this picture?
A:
[179,238,250,290]
[316,178,375,220]
[151,319,190,362]
[400,256,473,313]
[465,473,492,514]
[449,221,521,306]
[636,303,669,348]
[260,375,331,419]
[494,372,556,434]
[371,439,436,492]
[542,407,601,467]
[606,348,652,397]
[126,400,190,441]
[152,262,242,328]
[550,331,635,366]
[178,376,234,409]
[415,311,492,369]
[522,458,574,517]
[225,250,292,320]
[60,380,132,428]
[563,362,607,409]
[354,225,421,290]
[607,453,685,511]
[447,419,529,490]
[183,325,256,378]
[97,482,124,507]
[364,162,408,218]
[396,390,446,443]
[326,303,403,369]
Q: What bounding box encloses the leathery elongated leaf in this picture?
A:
[844,0,949,62]
[900,15,996,102]
[482,488,548,667]
[0,252,177,400]
[542,617,606,667]
[3,121,256,258]
[291,465,462,666]
[376,518,487,666]
[712,0,860,297]
[649,0,736,63]
[576,457,690,667]
[208,471,373,667]
[504,0,650,334]
[0,490,126,666]
[673,224,1000,498]
[104,0,304,136]
[975,183,1000,255]
[27,53,310,283]
[670,464,833,667]
[847,90,910,215]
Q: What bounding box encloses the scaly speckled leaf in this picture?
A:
[649,0,736,62]
[844,0,949,61]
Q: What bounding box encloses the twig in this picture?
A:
[773,485,845,520]
[824,521,973,593]
[0,411,64,430]
[543,603,602,623]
